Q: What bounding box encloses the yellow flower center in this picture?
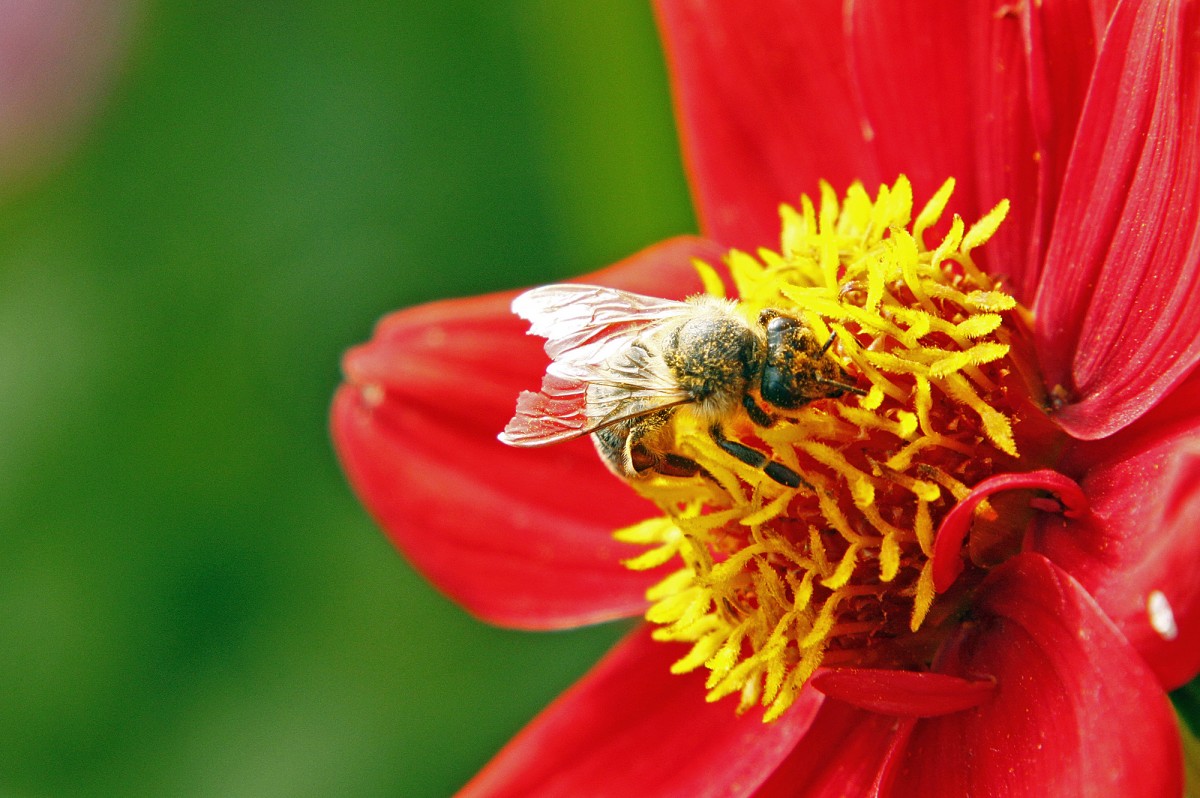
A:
[615,176,1055,721]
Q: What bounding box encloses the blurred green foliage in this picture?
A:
[0,2,693,795]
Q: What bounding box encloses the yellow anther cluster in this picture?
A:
[616,177,1024,721]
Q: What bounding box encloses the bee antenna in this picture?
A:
[816,332,866,395]
[817,377,868,397]
[818,331,838,356]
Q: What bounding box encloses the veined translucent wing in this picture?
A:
[499,284,696,446]
[512,284,691,368]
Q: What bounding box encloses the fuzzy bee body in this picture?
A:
[499,284,856,486]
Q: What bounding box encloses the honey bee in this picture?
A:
[498,284,860,487]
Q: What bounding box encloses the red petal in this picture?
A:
[657,0,1048,299]
[331,237,727,629]
[751,701,905,798]
[809,668,994,718]
[1022,0,1115,286]
[458,626,821,798]
[847,0,1041,300]
[890,554,1183,798]
[1033,0,1200,438]
[1030,377,1200,688]
[654,0,880,250]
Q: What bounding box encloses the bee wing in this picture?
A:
[500,285,694,447]
[512,284,691,367]
[498,373,593,446]
[499,369,692,447]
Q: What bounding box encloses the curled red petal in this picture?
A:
[654,0,879,250]
[1034,0,1200,438]
[1031,377,1200,688]
[331,237,727,629]
[932,469,1087,593]
[809,668,995,718]
[847,0,1040,300]
[890,554,1183,798]
[458,626,822,798]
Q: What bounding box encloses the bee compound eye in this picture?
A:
[760,359,794,408]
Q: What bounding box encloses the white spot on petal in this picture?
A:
[360,382,385,408]
[1147,590,1179,641]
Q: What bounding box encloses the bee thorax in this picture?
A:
[663,302,762,418]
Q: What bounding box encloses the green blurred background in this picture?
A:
[0,2,694,795]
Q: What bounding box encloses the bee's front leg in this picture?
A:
[742,393,775,428]
[709,425,808,490]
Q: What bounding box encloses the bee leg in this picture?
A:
[709,425,807,489]
[627,441,709,479]
[622,412,708,480]
[656,452,710,479]
[742,393,776,428]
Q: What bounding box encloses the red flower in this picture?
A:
[332,1,1200,795]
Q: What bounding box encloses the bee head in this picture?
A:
[760,314,852,409]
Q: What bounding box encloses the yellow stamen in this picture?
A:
[614,176,1034,719]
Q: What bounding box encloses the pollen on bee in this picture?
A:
[613,176,1043,721]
